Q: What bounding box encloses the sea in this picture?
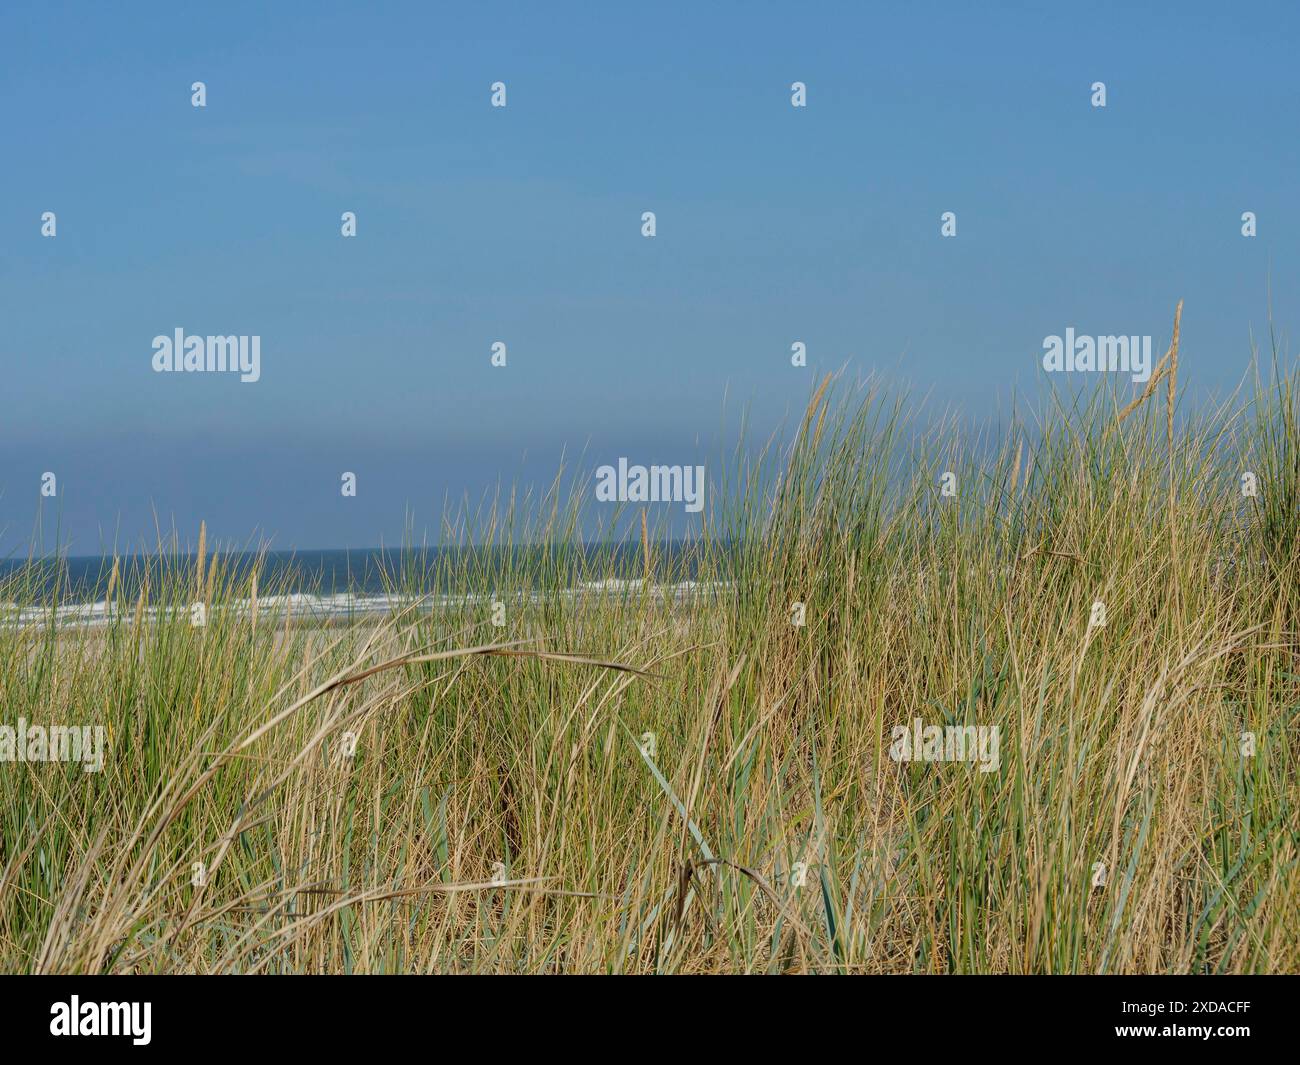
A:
[0,546,728,630]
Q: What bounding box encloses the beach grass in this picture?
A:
[2,330,1299,973]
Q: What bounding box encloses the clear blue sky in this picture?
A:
[2,0,1297,553]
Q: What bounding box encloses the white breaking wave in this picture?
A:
[0,580,733,631]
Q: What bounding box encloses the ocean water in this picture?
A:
[0,546,727,629]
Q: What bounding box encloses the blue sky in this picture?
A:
[2,0,1297,552]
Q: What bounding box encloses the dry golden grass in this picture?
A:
[1,326,1298,973]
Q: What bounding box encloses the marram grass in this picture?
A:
[2,351,1299,974]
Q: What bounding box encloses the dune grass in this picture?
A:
[2,331,1299,974]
